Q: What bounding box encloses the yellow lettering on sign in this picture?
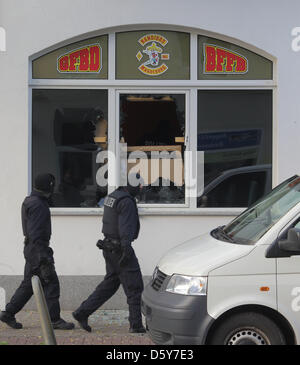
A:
[138,34,168,47]
[138,63,168,76]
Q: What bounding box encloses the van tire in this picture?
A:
[208,312,286,345]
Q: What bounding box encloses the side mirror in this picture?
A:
[278,228,300,252]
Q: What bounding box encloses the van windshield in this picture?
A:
[220,175,300,245]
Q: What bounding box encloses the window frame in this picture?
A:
[116,88,190,208]
[29,26,277,216]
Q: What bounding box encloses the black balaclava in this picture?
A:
[34,173,55,197]
[126,173,142,198]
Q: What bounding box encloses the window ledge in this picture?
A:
[50,207,245,217]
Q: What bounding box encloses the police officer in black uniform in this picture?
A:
[72,176,145,333]
[0,173,74,330]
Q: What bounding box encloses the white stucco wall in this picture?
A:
[0,0,299,277]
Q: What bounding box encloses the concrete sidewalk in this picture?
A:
[0,310,154,345]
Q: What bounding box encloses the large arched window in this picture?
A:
[30,26,274,210]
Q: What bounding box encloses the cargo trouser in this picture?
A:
[5,246,61,322]
[76,248,144,329]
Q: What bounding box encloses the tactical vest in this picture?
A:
[102,188,139,240]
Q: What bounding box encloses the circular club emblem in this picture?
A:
[136,34,170,76]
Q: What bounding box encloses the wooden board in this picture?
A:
[127,145,181,152]
[94,137,107,143]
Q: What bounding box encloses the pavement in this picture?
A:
[0,310,154,345]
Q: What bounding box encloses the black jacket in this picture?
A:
[21,191,52,244]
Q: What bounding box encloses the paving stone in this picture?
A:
[0,310,154,345]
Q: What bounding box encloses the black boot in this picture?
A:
[72,311,92,332]
[52,318,75,330]
[129,326,146,334]
[0,311,23,329]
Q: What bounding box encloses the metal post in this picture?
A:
[31,275,57,345]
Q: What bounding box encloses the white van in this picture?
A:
[142,175,300,345]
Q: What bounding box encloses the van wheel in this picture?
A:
[208,312,286,345]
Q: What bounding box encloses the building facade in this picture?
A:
[0,0,299,309]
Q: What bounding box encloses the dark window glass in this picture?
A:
[199,171,269,208]
[197,90,272,208]
[119,94,186,204]
[32,89,108,207]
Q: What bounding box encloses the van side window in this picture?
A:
[204,171,267,208]
[279,218,300,240]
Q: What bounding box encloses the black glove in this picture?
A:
[96,239,105,250]
[32,240,53,269]
[39,261,56,284]
[39,243,55,283]
[119,245,134,267]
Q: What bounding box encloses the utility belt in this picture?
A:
[96,237,122,253]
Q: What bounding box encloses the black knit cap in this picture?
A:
[34,173,55,194]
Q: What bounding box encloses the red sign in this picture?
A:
[204,44,248,74]
[57,44,101,73]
